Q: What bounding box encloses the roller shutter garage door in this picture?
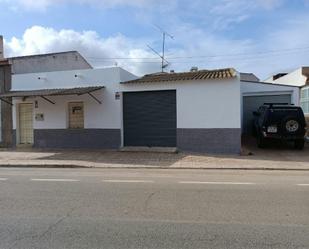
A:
[243,94,291,134]
[123,90,176,147]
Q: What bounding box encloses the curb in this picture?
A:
[0,164,308,171]
[0,164,90,169]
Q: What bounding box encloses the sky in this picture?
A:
[0,0,309,78]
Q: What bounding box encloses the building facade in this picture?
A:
[0,66,302,154]
[1,67,242,153]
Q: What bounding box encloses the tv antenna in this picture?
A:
[147,25,174,72]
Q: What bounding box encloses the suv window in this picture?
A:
[265,107,305,126]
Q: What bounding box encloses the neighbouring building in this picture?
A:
[265,67,309,114]
[0,35,93,144]
[265,67,309,86]
[0,65,301,153]
[8,51,92,75]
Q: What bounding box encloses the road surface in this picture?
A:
[0,168,308,249]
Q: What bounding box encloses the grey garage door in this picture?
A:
[123,90,177,147]
[243,94,291,134]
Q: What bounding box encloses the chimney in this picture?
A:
[190,66,198,72]
[0,36,3,59]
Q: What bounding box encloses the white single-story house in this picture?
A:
[0,66,301,154]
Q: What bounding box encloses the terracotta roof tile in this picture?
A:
[122,68,237,84]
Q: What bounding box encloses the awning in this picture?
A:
[0,86,104,105]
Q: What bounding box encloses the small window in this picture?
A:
[68,102,84,129]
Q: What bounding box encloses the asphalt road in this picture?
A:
[0,168,308,249]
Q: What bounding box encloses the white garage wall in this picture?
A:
[12,68,241,131]
[121,79,241,129]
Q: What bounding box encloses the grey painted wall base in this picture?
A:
[177,128,241,154]
[34,129,121,149]
[13,128,241,154]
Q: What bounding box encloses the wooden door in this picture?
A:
[19,103,34,144]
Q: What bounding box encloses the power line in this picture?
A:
[87,47,309,64]
[86,45,309,61]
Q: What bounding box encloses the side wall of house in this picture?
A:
[10,52,92,75]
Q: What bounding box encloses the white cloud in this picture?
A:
[4,26,162,75]
[3,10,309,79]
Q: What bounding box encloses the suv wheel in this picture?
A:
[282,117,300,134]
[294,139,305,150]
[257,134,266,148]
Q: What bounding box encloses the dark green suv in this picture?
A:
[253,103,307,149]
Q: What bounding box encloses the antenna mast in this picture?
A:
[148,25,174,72]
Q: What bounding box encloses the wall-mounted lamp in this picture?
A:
[37,76,47,80]
[74,74,83,78]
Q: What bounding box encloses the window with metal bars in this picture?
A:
[68,102,84,129]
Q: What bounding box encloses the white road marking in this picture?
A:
[0,178,8,181]
[30,178,80,182]
[297,184,309,186]
[178,181,256,185]
[102,180,154,183]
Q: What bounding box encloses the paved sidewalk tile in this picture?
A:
[0,143,308,170]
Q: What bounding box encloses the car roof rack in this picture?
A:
[263,103,295,108]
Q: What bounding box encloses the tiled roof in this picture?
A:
[0,86,104,98]
[121,68,237,84]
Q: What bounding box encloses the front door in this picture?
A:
[19,103,34,144]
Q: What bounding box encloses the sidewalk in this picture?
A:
[0,144,309,170]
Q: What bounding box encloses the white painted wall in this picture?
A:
[265,68,306,87]
[12,68,241,134]
[12,67,137,131]
[120,79,241,129]
[12,67,137,90]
